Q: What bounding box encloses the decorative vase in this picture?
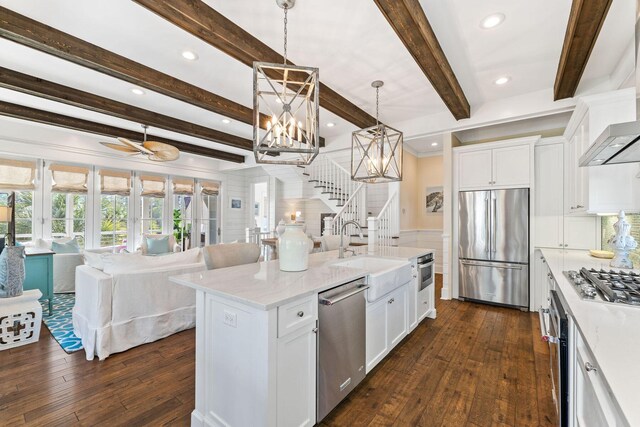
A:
[279,224,310,272]
[609,211,637,269]
[0,246,26,298]
[276,220,287,237]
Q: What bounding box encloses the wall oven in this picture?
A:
[417,253,434,291]
[539,290,569,427]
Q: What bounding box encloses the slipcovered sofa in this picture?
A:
[73,247,205,360]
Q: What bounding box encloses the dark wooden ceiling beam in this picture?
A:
[0,100,245,163]
[132,0,378,129]
[0,6,271,129]
[0,6,323,146]
[554,0,613,100]
[0,67,254,151]
[373,0,470,120]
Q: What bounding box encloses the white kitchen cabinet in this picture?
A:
[407,263,418,333]
[457,139,533,190]
[535,141,598,250]
[458,150,493,189]
[533,250,550,310]
[365,283,408,373]
[572,321,628,427]
[563,88,638,215]
[417,284,431,321]
[277,323,317,427]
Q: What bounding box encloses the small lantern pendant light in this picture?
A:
[351,81,403,183]
[253,0,320,165]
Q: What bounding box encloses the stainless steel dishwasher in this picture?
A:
[317,277,369,423]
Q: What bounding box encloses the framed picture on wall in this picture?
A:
[425,186,443,214]
[230,197,243,210]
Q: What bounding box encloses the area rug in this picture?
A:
[41,294,83,353]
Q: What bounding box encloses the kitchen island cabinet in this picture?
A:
[171,247,434,427]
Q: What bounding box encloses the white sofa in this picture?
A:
[72,248,205,360]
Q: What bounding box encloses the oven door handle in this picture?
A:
[538,308,558,344]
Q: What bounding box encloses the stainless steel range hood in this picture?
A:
[579,121,640,166]
[580,0,640,167]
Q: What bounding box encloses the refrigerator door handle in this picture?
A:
[485,197,490,253]
[491,196,497,253]
[460,260,524,270]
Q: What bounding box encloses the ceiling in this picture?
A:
[0,0,635,162]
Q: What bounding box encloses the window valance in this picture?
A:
[200,180,220,196]
[50,164,89,194]
[0,158,36,190]
[173,178,194,196]
[100,169,131,196]
[140,174,166,198]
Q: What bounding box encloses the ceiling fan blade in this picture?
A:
[99,141,140,153]
[144,141,180,161]
[117,137,153,154]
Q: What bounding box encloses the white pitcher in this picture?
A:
[279,224,310,271]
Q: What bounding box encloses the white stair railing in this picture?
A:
[368,190,399,248]
[307,155,358,206]
[323,182,366,237]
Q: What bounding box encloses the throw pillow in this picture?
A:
[146,235,170,255]
[51,237,80,254]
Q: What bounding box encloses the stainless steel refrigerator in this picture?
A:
[458,188,529,309]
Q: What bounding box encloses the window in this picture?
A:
[173,178,194,250]
[140,175,166,236]
[198,181,220,246]
[51,194,86,248]
[99,170,130,249]
[252,181,269,232]
[50,164,89,247]
[0,159,36,243]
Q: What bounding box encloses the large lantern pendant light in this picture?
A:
[351,81,403,183]
[253,0,320,165]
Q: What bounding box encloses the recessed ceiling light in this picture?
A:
[610,143,624,148]
[221,119,231,124]
[182,50,199,61]
[594,159,604,163]
[431,142,439,147]
[131,88,145,95]
[481,13,505,29]
[494,76,511,85]
[326,122,336,128]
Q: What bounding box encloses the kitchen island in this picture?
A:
[171,246,434,427]
[540,249,639,426]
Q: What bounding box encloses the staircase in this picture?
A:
[262,153,399,246]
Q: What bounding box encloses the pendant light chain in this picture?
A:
[283,6,288,64]
[375,86,380,128]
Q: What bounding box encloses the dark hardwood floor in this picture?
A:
[0,275,556,426]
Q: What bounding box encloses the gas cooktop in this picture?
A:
[563,268,640,306]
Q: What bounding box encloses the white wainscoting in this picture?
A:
[397,229,443,274]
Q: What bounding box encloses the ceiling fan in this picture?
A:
[100,125,180,161]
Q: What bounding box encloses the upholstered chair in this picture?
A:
[203,242,261,270]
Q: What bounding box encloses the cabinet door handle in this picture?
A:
[297,311,304,317]
[584,362,597,372]
[312,327,318,334]
[559,244,563,247]
[423,301,428,305]
[564,244,568,248]
[570,206,576,210]
[576,205,584,209]
[388,298,395,304]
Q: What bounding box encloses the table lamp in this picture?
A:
[0,206,13,247]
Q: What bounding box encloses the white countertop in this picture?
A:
[171,246,433,310]
[541,248,640,425]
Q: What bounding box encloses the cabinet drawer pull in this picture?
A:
[388,298,394,304]
[584,362,597,372]
[297,311,304,317]
[312,327,318,334]
[576,205,584,209]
